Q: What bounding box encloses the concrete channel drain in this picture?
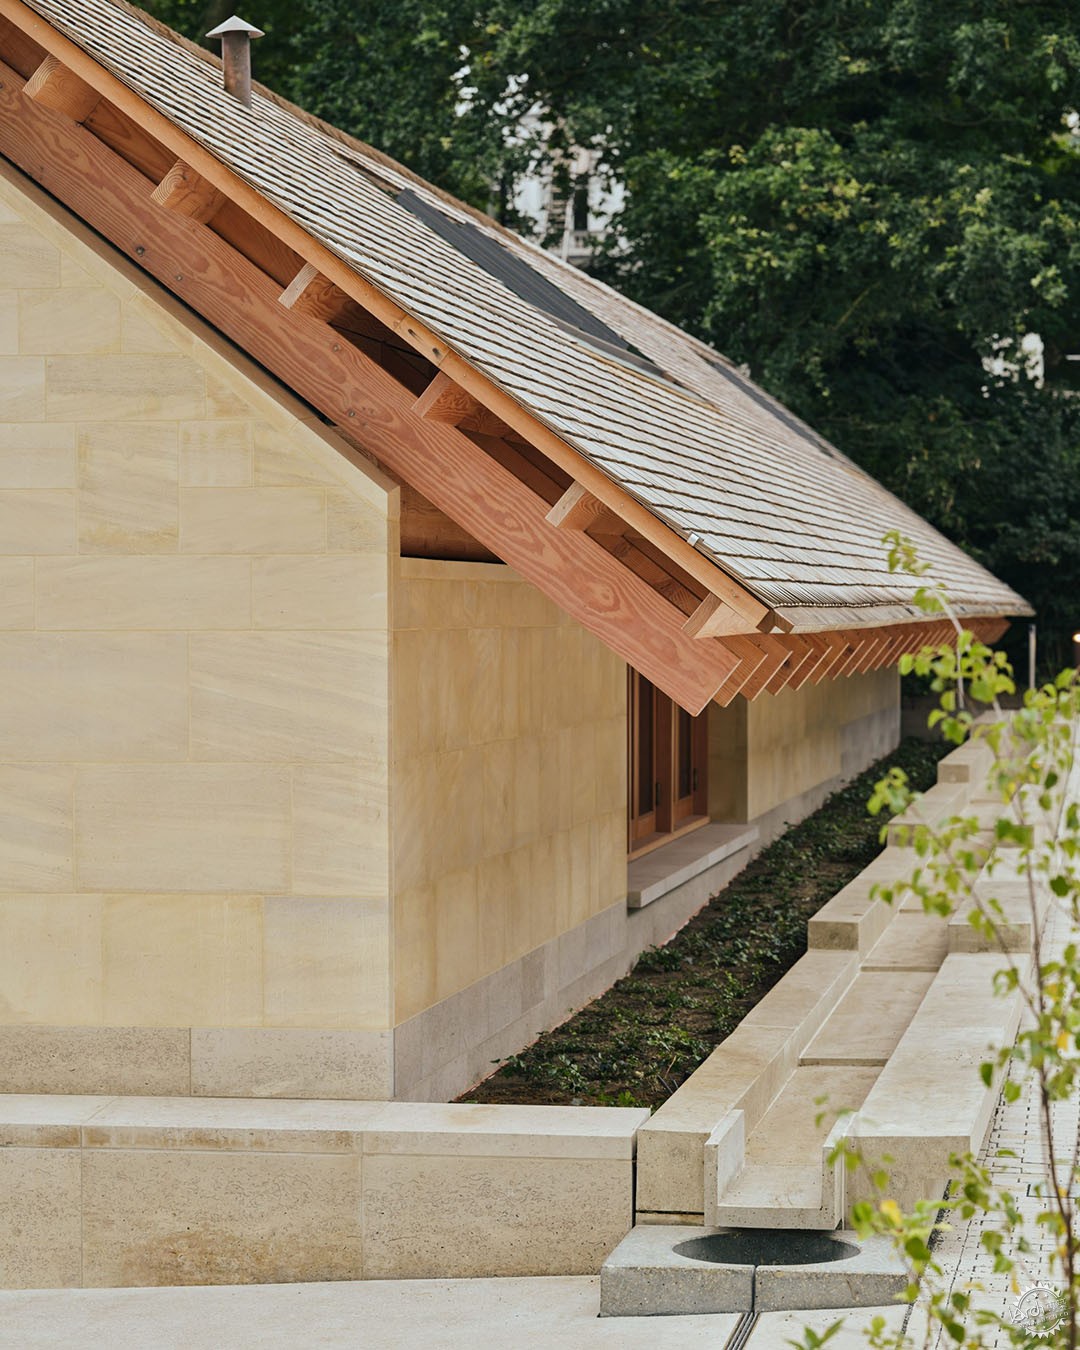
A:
[599,1225,907,1317]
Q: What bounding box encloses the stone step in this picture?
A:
[801,970,935,1066]
[860,911,949,972]
[947,854,1052,954]
[852,952,1026,1215]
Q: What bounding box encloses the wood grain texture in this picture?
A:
[737,635,789,700]
[764,635,812,696]
[855,632,892,675]
[23,53,99,121]
[0,67,738,713]
[807,631,850,685]
[150,158,225,223]
[546,481,619,534]
[0,11,42,76]
[788,633,831,691]
[0,0,776,630]
[683,592,755,640]
[413,371,473,424]
[414,374,511,436]
[399,483,498,563]
[710,633,770,706]
[279,262,353,324]
[835,634,870,679]
[0,0,1027,627]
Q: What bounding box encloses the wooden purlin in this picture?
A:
[22,51,98,121]
[835,632,871,679]
[149,158,225,223]
[0,59,743,714]
[1,0,778,635]
[763,634,812,696]
[544,481,621,534]
[683,591,763,640]
[785,634,826,691]
[861,630,900,673]
[971,616,1010,645]
[411,370,480,425]
[788,633,831,690]
[279,262,353,325]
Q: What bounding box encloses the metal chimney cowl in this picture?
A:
[206,15,264,108]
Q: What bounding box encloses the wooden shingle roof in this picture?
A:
[0,0,1029,710]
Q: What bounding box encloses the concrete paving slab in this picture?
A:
[0,1277,743,1349]
[748,1305,909,1347]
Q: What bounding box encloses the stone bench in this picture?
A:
[850,952,1025,1215]
[0,1095,647,1289]
[947,853,1052,954]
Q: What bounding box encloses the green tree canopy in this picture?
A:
[142,0,1080,668]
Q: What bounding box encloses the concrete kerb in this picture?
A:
[599,1224,907,1317]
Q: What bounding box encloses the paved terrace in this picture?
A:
[3,741,1074,1345]
[2,917,1069,1349]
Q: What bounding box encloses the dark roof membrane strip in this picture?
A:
[398,188,674,386]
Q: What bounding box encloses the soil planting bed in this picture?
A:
[459,738,947,1109]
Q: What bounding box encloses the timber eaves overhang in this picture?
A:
[0,0,1030,713]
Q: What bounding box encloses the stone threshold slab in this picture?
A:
[628,823,758,909]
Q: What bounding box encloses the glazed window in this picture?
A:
[627,670,708,856]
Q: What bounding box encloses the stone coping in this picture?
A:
[0,1094,649,1159]
[627,823,758,910]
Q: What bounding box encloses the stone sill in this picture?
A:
[627,822,759,911]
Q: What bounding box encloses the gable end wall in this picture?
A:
[0,160,397,1099]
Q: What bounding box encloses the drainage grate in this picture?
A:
[727,1311,759,1350]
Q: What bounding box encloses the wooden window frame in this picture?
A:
[628,670,708,858]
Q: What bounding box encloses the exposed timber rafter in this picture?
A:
[736,635,790,699]
[0,0,774,642]
[788,633,831,690]
[763,635,811,696]
[0,58,741,713]
[711,634,772,707]
[808,631,850,685]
